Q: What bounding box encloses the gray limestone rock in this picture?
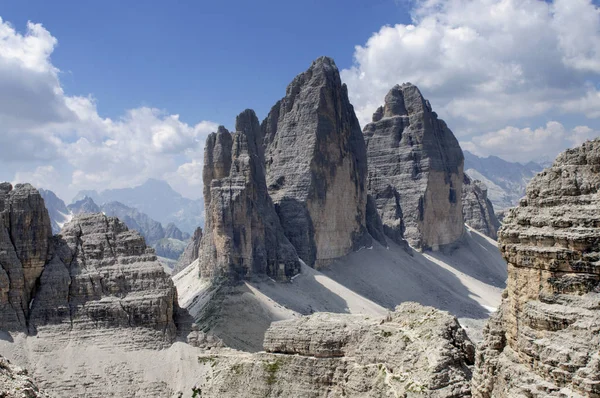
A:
[462,174,501,240]
[200,110,301,281]
[363,84,465,251]
[0,183,52,331]
[175,227,203,274]
[472,138,600,398]
[101,201,165,244]
[0,354,48,398]
[29,213,178,347]
[200,303,474,397]
[262,56,371,267]
[165,222,189,241]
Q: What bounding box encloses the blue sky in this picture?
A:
[1,0,411,125]
[1,0,600,201]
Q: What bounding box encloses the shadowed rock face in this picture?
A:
[0,183,52,330]
[262,56,371,267]
[200,110,301,281]
[364,84,465,251]
[175,226,203,273]
[473,139,600,397]
[462,174,501,240]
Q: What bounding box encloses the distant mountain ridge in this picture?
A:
[72,178,204,234]
[463,151,543,210]
[40,189,190,261]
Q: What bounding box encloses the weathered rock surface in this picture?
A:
[462,174,501,240]
[473,139,600,397]
[364,84,465,251]
[0,354,48,398]
[262,56,370,267]
[28,213,178,347]
[175,226,202,273]
[199,303,474,397]
[0,183,52,331]
[200,110,301,281]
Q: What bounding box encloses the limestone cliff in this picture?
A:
[262,56,370,267]
[175,226,203,273]
[462,174,501,240]
[0,183,52,331]
[200,110,301,281]
[1,183,178,347]
[363,84,464,250]
[472,139,600,397]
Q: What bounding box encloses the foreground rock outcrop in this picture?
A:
[195,303,474,397]
[0,354,48,398]
[200,110,301,281]
[473,139,600,397]
[462,174,501,240]
[364,84,465,250]
[263,56,370,267]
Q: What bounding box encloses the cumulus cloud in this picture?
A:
[0,18,218,201]
[461,121,599,163]
[341,0,600,132]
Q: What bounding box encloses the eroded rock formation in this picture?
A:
[462,174,501,240]
[200,110,301,281]
[0,354,48,398]
[0,183,52,330]
[198,303,474,397]
[473,139,600,397]
[1,183,178,347]
[364,84,464,250]
[263,56,370,267]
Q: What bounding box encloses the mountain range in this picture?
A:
[463,150,543,210]
[72,178,204,234]
[2,56,597,398]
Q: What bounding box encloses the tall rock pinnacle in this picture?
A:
[262,56,370,267]
[364,83,465,250]
[200,110,301,281]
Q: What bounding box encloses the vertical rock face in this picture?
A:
[473,139,600,397]
[262,56,370,267]
[462,174,501,240]
[200,110,301,281]
[0,183,52,330]
[363,84,465,251]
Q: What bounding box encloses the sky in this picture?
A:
[1,0,599,201]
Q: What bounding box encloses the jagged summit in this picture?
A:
[364,83,465,250]
[262,56,370,267]
[200,110,301,281]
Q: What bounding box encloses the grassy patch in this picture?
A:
[197,356,217,367]
[263,359,282,386]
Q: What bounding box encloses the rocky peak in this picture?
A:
[200,110,300,281]
[68,196,101,214]
[262,56,370,267]
[364,83,464,250]
[473,138,600,397]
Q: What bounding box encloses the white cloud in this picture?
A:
[0,18,218,201]
[341,0,600,131]
[461,121,598,163]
